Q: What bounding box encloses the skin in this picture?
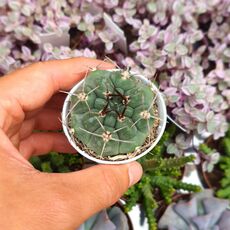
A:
[0,58,143,230]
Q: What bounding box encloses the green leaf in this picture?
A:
[50,152,64,167]
[41,162,53,173]
[176,44,188,55]
[147,2,157,13]
[58,166,70,173]
[29,156,42,170]
[164,42,176,53]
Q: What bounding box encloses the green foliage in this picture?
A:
[220,127,230,156]
[141,177,158,230]
[124,186,141,213]
[142,155,195,177]
[124,124,201,230]
[217,124,230,199]
[29,152,83,173]
[199,142,220,172]
[196,124,230,198]
[199,143,213,155]
[145,124,176,158]
[41,161,52,172]
[69,69,157,157]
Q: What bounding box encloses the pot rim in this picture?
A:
[62,69,167,164]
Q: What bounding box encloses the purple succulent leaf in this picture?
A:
[202,161,214,173]
[158,204,189,230]
[175,134,192,150]
[163,87,180,104]
[167,143,180,155]
[104,0,119,9]
[170,71,183,87]
[82,48,97,58]
[164,42,177,53]
[0,0,229,139]
[222,89,230,104]
[203,197,229,215]
[0,0,6,7]
[176,44,188,56]
[107,207,129,230]
[78,209,116,230]
[138,19,158,43]
[191,213,216,230]
[218,210,230,230]
[197,123,206,135]
[121,57,135,67]
[174,197,198,222]
[212,226,220,230]
[126,17,142,29]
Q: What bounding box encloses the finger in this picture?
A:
[19,132,76,159]
[19,118,35,140]
[0,58,114,113]
[34,109,61,130]
[24,93,66,120]
[44,92,67,110]
[19,109,62,140]
[49,162,143,227]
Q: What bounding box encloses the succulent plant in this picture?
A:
[124,124,201,230]
[216,124,230,199]
[1,0,229,140]
[77,206,130,230]
[67,69,159,160]
[158,189,230,230]
[29,152,83,173]
[199,143,220,173]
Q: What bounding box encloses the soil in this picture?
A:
[67,103,160,162]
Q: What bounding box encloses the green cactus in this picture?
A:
[68,69,158,159]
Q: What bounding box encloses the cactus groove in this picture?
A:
[68,69,159,159]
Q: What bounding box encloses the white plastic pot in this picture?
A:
[62,70,167,164]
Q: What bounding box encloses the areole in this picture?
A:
[62,69,167,164]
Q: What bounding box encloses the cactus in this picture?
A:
[67,69,159,159]
[158,189,230,230]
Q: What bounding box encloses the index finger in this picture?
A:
[0,58,114,112]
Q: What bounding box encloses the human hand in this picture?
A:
[0,58,143,230]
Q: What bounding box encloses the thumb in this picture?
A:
[53,161,142,227]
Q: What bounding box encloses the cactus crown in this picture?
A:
[67,69,159,160]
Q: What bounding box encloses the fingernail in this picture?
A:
[128,162,143,187]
